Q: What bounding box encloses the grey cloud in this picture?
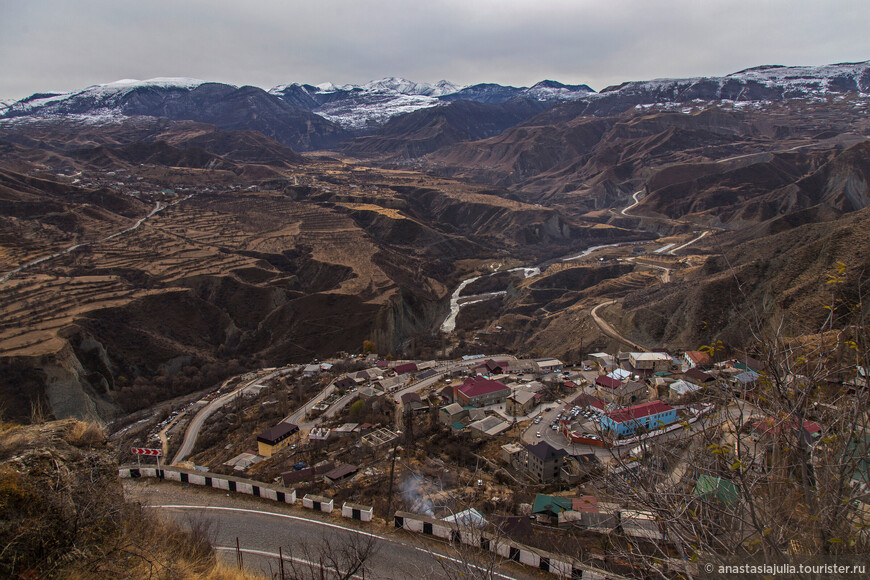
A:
[0,0,868,99]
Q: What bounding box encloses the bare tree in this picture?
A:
[594,265,870,578]
[278,529,378,580]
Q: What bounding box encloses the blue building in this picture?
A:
[600,401,677,437]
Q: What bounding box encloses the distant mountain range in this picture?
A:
[2,61,868,152]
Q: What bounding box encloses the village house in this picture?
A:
[669,379,702,400]
[531,494,572,524]
[400,391,424,414]
[454,376,510,407]
[323,463,359,485]
[628,352,672,374]
[505,389,537,416]
[392,362,418,374]
[437,385,455,403]
[354,368,380,381]
[684,367,716,384]
[599,401,677,438]
[333,423,360,437]
[525,441,568,483]
[564,496,619,530]
[535,358,564,374]
[598,379,647,406]
[303,364,322,377]
[500,443,526,469]
[595,375,622,391]
[683,350,712,369]
[358,386,382,400]
[751,416,823,445]
[376,375,404,392]
[588,352,616,369]
[620,510,665,541]
[474,358,507,375]
[256,422,299,457]
[439,402,467,426]
[467,415,511,438]
[334,376,356,390]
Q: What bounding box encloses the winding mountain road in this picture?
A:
[0,195,193,284]
[590,300,647,351]
[129,484,535,580]
[620,189,645,216]
[668,230,710,255]
[173,369,285,464]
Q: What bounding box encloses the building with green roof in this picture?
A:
[694,475,740,506]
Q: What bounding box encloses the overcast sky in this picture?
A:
[1,0,868,100]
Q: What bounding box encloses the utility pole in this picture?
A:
[404,408,414,446]
[386,438,399,516]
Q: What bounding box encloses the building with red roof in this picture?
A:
[570,393,606,412]
[685,367,715,383]
[751,416,823,444]
[683,350,712,369]
[393,362,418,374]
[600,401,677,437]
[454,376,510,407]
[595,375,622,390]
[475,359,507,375]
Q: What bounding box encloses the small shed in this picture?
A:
[324,463,359,485]
[302,494,334,513]
[342,502,373,522]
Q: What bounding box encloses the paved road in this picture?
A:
[624,257,671,283]
[620,190,644,217]
[590,300,646,351]
[521,403,613,460]
[668,230,710,255]
[173,369,285,464]
[285,380,338,428]
[126,481,538,580]
[158,409,187,457]
[640,261,671,283]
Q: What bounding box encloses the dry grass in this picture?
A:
[0,421,28,459]
[1,418,265,579]
[182,561,267,580]
[59,504,267,580]
[63,420,107,448]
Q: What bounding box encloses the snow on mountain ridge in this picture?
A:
[358,77,463,97]
[3,77,216,117]
[601,60,870,97]
[266,78,465,129]
[96,77,208,90]
[5,61,867,131]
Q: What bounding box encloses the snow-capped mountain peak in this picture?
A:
[95,77,208,91]
[357,77,464,97]
[267,78,467,129]
[3,77,215,118]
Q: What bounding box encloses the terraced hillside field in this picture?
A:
[0,131,632,422]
